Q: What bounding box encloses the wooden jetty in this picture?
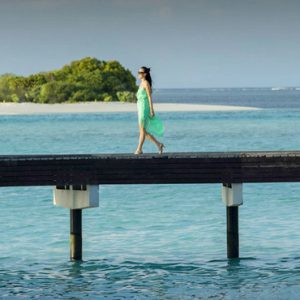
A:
[1,150,300,261]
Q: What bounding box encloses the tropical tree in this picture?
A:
[0,57,138,103]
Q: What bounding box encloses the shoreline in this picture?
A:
[0,102,261,115]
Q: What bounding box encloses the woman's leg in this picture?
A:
[136,123,146,151]
[145,131,162,149]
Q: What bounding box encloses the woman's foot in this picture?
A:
[134,148,143,155]
[158,143,165,154]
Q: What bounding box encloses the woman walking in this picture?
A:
[135,66,165,155]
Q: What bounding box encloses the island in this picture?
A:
[0,57,138,103]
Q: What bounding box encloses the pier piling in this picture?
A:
[70,209,82,261]
[227,206,239,258]
[53,184,99,261]
[222,183,243,258]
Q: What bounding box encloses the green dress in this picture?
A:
[136,86,165,137]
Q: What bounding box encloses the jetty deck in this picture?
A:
[1,150,300,186]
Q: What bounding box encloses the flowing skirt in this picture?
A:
[137,98,164,137]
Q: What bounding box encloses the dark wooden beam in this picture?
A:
[0,150,300,186]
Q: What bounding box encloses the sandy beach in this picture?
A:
[0,102,261,115]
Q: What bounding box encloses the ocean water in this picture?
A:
[1,88,300,299]
[154,86,300,109]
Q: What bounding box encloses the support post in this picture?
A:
[227,206,239,258]
[53,184,99,261]
[221,183,243,259]
[70,209,82,261]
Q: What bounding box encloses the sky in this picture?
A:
[0,0,299,88]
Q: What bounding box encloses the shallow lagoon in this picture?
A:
[1,93,300,298]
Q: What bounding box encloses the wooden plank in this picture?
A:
[0,151,300,186]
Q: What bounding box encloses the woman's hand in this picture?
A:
[150,109,155,118]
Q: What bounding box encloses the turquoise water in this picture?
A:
[154,87,300,108]
[1,108,300,299]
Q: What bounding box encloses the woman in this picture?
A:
[135,66,165,155]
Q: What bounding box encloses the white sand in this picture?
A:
[0,102,261,115]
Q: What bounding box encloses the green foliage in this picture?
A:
[102,93,113,102]
[0,57,138,103]
[116,91,136,102]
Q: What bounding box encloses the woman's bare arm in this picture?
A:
[144,81,154,113]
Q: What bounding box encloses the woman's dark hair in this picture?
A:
[141,66,152,91]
